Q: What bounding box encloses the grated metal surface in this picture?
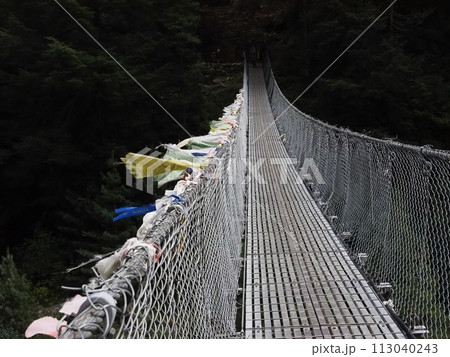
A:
[244,66,405,339]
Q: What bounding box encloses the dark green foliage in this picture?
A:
[0,0,217,303]
[49,154,144,285]
[0,0,204,249]
[270,0,450,149]
[1,0,449,337]
[0,251,39,338]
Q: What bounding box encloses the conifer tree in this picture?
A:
[53,153,145,285]
[0,250,38,338]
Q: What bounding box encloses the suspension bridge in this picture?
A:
[244,64,404,339]
[25,57,450,340]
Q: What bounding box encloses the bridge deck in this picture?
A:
[244,66,405,339]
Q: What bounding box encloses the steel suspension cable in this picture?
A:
[252,0,399,144]
[52,0,192,137]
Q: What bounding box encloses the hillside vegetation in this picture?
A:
[1,0,448,337]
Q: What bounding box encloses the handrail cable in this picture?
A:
[52,0,192,137]
[252,0,399,144]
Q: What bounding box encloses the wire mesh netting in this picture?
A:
[44,56,450,340]
[57,72,248,339]
[263,58,450,338]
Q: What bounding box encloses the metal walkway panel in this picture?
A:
[244,66,405,339]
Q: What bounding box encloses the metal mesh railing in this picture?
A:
[263,57,450,338]
[58,70,248,339]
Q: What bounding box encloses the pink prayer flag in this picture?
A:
[59,294,86,315]
[25,316,61,338]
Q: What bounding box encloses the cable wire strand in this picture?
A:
[52,0,192,138]
[252,0,398,144]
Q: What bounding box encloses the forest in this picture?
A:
[0,0,449,338]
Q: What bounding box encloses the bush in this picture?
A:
[0,250,39,338]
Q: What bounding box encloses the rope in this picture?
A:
[252,0,399,144]
[55,73,249,339]
[52,0,192,137]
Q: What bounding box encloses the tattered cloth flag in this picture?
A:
[121,152,207,180]
[113,204,156,222]
[113,195,185,221]
[176,134,228,150]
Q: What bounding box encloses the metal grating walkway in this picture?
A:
[243,66,405,339]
